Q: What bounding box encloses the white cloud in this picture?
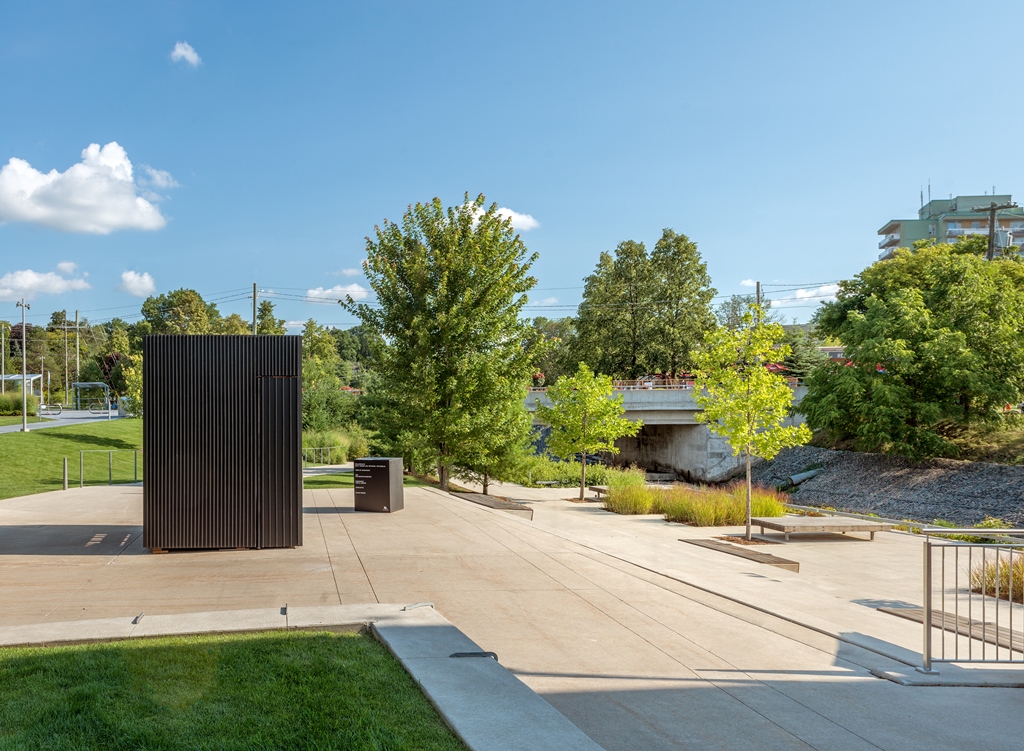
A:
[305,284,369,301]
[119,270,156,297]
[170,41,201,67]
[772,284,840,308]
[339,268,360,276]
[739,279,756,287]
[56,261,77,274]
[284,320,305,329]
[496,207,539,231]
[536,297,559,305]
[0,142,171,234]
[142,166,179,190]
[0,267,91,302]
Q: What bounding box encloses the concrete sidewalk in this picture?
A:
[0,484,1021,750]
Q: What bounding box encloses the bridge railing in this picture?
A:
[529,376,804,393]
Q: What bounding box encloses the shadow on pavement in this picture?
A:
[0,525,141,555]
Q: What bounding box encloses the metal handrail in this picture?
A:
[79,449,142,487]
[302,445,347,467]
[920,532,1024,673]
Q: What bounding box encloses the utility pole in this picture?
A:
[16,299,29,432]
[75,310,80,408]
[63,309,68,404]
[972,200,1018,261]
[252,282,258,335]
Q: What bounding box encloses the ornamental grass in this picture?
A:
[604,475,788,526]
[971,553,1024,604]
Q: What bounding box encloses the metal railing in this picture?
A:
[79,449,142,487]
[39,403,62,416]
[302,446,347,467]
[920,528,1024,672]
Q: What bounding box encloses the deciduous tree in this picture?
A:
[345,194,541,490]
[693,306,811,539]
[535,362,641,500]
[801,243,1024,457]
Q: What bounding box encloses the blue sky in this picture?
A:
[3,0,1024,329]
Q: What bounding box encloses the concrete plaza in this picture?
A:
[0,482,1022,750]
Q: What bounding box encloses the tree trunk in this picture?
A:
[483,473,489,496]
[580,453,587,501]
[438,460,448,492]
[745,445,752,541]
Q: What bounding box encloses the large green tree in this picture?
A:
[535,362,641,500]
[575,240,653,379]
[345,194,541,490]
[141,289,218,334]
[693,306,811,539]
[574,229,715,379]
[256,300,287,335]
[801,243,1024,458]
[649,229,717,375]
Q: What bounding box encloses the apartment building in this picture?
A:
[877,193,1024,260]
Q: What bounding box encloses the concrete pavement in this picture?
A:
[0,483,1022,750]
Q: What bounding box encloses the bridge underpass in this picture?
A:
[526,385,807,483]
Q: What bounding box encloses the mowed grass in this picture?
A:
[0,630,467,751]
[0,416,52,427]
[0,420,427,499]
[0,420,143,500]
[302,473,429,490]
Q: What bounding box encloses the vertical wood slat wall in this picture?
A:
[143,335,302,550]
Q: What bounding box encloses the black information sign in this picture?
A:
[353,457,404,513]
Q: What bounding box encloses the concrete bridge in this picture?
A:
[526,384,807,483]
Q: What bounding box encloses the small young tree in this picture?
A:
[536,362,641,500]
[121,354,143,418]
[693,306,811,539]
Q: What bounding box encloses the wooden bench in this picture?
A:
[588,485,608,498]
[751,515,892,541]
[449,492,534,520]
[681,539,799,572]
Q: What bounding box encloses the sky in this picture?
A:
[3,0,1024,331]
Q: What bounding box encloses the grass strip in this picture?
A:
[0,421,143,500]
[0,630,466,751]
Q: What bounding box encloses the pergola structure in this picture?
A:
[0,374,42,397]
[72,381,112,414]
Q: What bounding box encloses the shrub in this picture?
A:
[508,455,613,487]
[0,393,37,416]
[302,429,350,464]
[931,516,1011,543]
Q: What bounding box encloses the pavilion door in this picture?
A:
[257,376,302,548]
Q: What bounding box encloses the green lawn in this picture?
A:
[0,630,466,751]
[303,473,429,490]
[0,420,144,500]
[0,416,52,427]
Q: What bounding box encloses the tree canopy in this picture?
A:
[800,243,1024,458]
[535,362,641,500]
[693,306,810,538]
[344,194,541,490]
[574,229,715,379]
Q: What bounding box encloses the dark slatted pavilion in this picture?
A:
[143,335,302,551]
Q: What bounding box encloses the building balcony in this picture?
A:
[947,227,989,237]
[878,233,900,248]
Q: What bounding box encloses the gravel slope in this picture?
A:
[750,446,1024,525]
